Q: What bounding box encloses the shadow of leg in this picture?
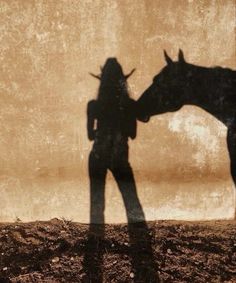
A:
[112,164,160,283]
[128,222,160,283]
[83,153,106,283]
[83,224,104,283]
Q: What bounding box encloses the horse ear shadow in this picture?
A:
[164,50,173,65]
[178,49,186,63]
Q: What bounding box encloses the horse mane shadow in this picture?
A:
[136,49,236,215]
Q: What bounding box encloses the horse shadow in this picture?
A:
[136,49,236,216]
[83,58,160,282]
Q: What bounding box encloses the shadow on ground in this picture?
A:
[0,219,235,282]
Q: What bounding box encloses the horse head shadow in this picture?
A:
[136,49,236,212]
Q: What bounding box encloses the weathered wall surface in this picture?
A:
[0,0,235,223]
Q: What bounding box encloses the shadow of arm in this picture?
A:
[87,100,97,141]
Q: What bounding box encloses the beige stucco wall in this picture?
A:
[0,0,235,223]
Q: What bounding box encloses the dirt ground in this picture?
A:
[0,219,235,283]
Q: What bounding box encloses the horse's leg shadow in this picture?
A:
[227,125,236,218]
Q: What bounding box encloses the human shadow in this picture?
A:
[136,49,236,213]
[83,58,159,282]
